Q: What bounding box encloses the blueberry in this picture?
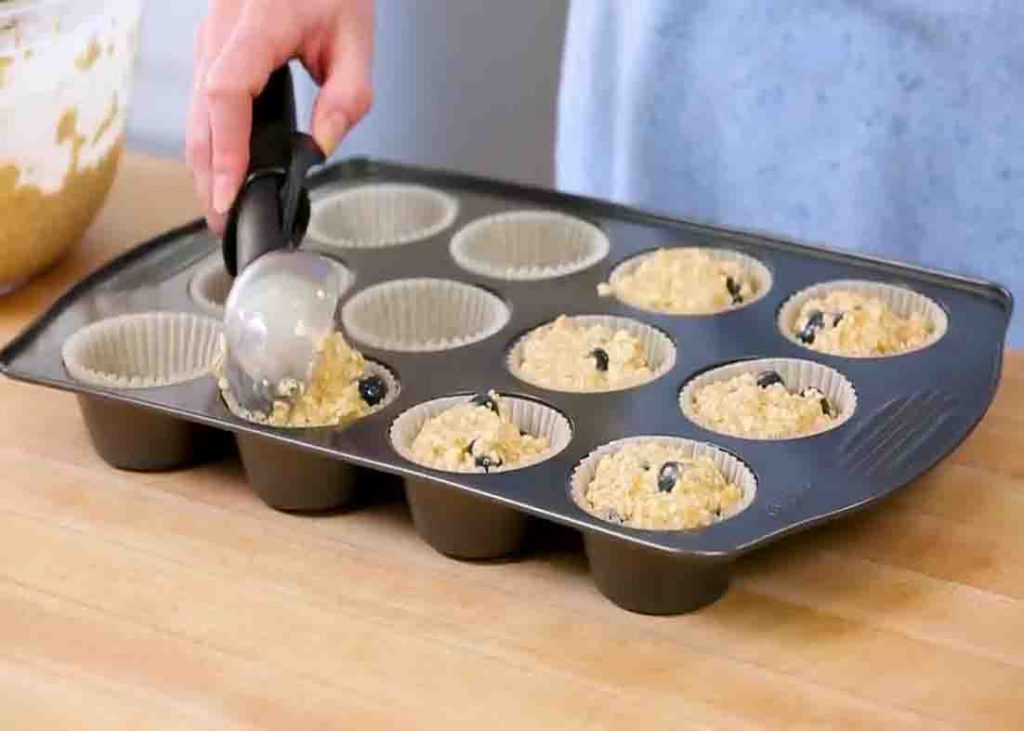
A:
[756,370,785,389]
[832,311,844,326]
[726,276,744,304]
[589,347,610,372]
[605,509,624,524]
[474,454,502,472]
[358,375,388,406]
[657,461,684,493]
[798,309,826,344]
[469,392,500,414]
[801,387,833,416]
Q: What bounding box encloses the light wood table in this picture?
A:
[1,152,1022,730]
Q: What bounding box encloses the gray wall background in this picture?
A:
[127,1,568,186]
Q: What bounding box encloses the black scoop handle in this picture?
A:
[222,65,325,277]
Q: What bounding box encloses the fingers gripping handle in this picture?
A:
[222,65,326,277]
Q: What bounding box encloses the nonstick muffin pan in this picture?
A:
[1,157,1012,615]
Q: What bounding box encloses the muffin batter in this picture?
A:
[598,247,759,314]
[583,441,743,530]
[216,331,389,427]
[689,370,837,439]
[792,290,932,356]
[515,315,653,391]
[409,391,550,472]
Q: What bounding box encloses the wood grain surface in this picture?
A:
[1,153,1021,730]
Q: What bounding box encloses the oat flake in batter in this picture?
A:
[515,315,653,392]
[598,247,759,314]
[793,290,932,357]
[584,441,743,530]
[689,371,837,439]
[409,392,550,473]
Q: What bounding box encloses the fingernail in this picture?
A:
[313,112,348,156]
[212,175,236,214]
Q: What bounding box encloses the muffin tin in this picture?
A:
[0,157,1012,615]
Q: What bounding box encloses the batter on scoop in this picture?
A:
[792,290,932,357]
[583,441,744,530]
[598,247,759,314]
[514,315,653,392]
[216,331,390,427]
[688,370,838,439]
[409,391,550,473]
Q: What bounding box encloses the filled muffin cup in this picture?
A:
[391,393,572,560]
[679,357,857,440]
[603,246,773,315]
[570,435,757,529]
[341,278,511,352]
[306,183,459,249]
[390,393,573,474]
[62,311,222,389]
[506,314,677,393]
[450,209,610,280]
[778,279,948,358]
[217,359,400,427]
[61,312,226,471]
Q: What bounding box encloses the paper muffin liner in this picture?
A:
[679,357,858,440]
[390,393,573,474]
[188,254,355,316]
[777,279,948,357]
[306,183,459,250]
[218,357,400,427]
[62,311,222,389]
[449,209,610,281]
[604,246,773,314]
[570,436,758,529]
[341,278,511,352]
[506,314,677,393]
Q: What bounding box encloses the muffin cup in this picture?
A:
[218,359,400,428]
[604,247,773,314]
[341,278,511,352]
[61,312,226,471]
[778,279,948,357]
[506,314,677,393]
[449,209,609,280]
[391,394,572,560]
[679,357,858,440]
[570,435,756,615]
[306,183,458,249]
[62,311,222,389]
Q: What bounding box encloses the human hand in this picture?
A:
[187,0,373,233]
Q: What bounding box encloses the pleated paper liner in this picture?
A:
[679,357,857,440]
[342,278,511,352]
[506,314,676,393]
[777,279,948,357]
[570,436,757,529]
[450,209,609,281]
[307,183,459,249]
[62,311,222,389]
[390,393,573,474]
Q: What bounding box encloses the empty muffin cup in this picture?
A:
[570,435,757,614]
[506,314,677,393]
[778,279,948,358]
[680,358,857,440]
[61,312,225,470]
[391,394,573,559]
[602,246,772,315]
[307,183,459,249]
[342,278,511,352]
[450,209,610,280]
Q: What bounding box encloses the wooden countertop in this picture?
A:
[1,152,1022,730]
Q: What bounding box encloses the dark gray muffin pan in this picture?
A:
[0,158,1012,615]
